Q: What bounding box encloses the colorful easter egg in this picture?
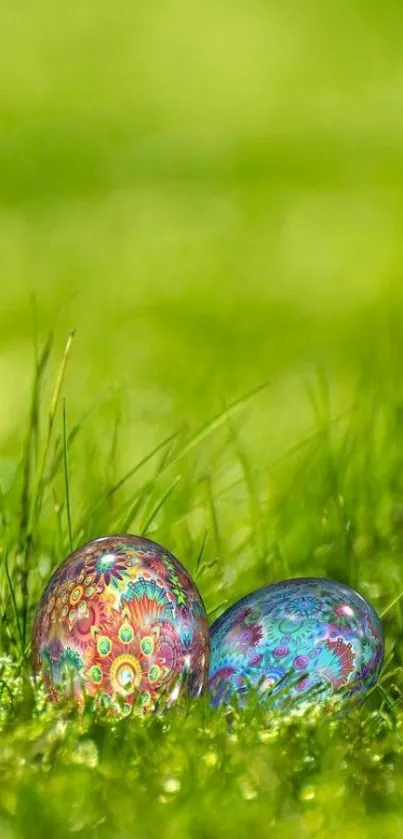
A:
[33,535,210,714]
[208,578,383,709]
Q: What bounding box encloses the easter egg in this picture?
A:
[33,535,210,713]
[208,578,383,709]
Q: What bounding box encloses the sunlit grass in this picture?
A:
[0,342,403,837]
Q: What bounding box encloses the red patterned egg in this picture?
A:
[33,535,210,713]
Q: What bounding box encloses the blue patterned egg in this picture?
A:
[208,578,384,709]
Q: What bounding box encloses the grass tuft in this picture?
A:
[0,346,401,837]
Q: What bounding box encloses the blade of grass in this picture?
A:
[30,294,40,464]
[166,378,271,470]
[73,428,183,538]
[4,554,24,658]
[226,416,266,570]
[213,403,354,503]
[194,530,209,577]
[18,332,53,548]
[142,475,181,535]
[205,474,221,562]
[17,333,53,658]
[380,590,403,618]
[63,400,74,554]
[115,486,152,534]
[114,435,180,534]
[106,406,122,497]
[20,332,74,650]
[30,331,75,526]
[76,379,270,541]
[46,386,118,483]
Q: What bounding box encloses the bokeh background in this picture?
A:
[1,0,403,483]
[2,7,403,836]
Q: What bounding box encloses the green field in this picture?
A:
[1,2,403,837]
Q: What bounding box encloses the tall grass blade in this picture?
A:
[63,399,74,554]
[142,476,181,535]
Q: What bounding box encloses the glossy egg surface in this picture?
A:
[208,577,383,708]
[33,535,210,713]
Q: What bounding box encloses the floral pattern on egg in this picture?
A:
[33,534,210,714]
[208,578,383,709]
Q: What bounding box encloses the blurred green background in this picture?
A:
[1,0,403,461]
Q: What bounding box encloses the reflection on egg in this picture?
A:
[33,535,210,714]
[208,578,384,709]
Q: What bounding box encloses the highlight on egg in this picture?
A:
[33,535,210,714]
[208,577,384,709]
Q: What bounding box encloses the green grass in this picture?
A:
[1,344,403,839]
[2,0,403,836]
